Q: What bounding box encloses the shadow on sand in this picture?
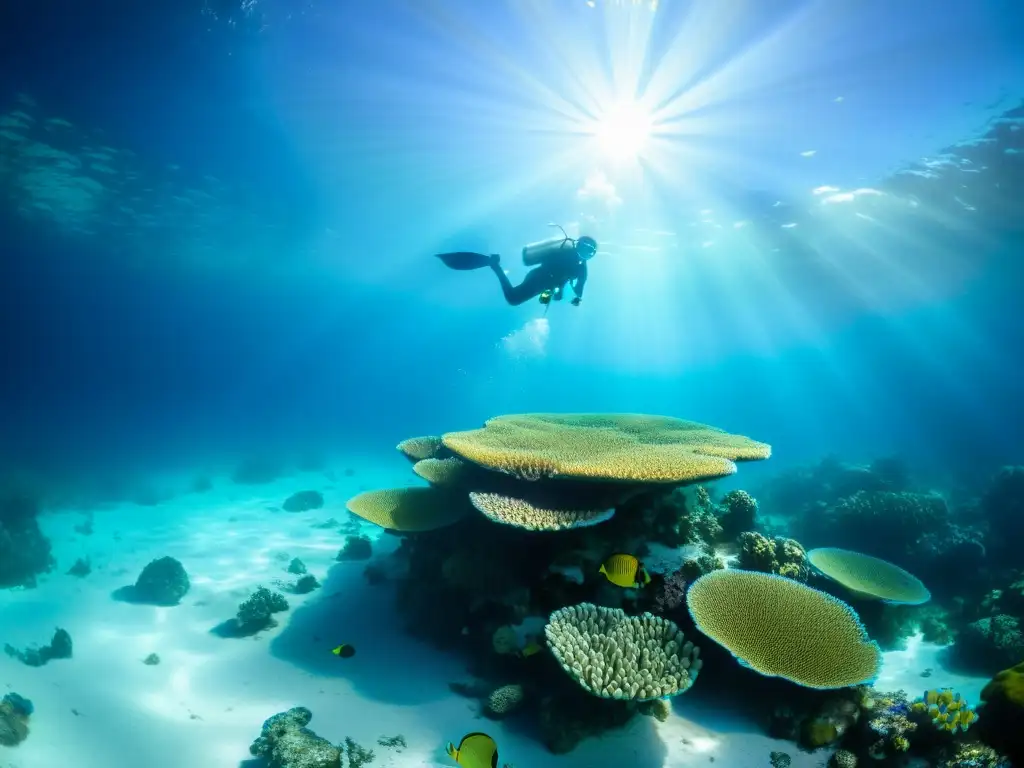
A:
[110,585,181,606]
[269,550,465,706]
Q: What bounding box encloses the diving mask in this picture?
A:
[576,235,598,260]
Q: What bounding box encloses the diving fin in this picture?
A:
[435,251,495,270]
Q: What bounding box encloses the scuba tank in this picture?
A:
[522,223,577,266]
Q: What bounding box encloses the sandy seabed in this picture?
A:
[0,462,988,768]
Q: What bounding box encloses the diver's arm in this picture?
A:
[570,262,588,304]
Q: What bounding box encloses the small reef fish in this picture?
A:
[331,644,356,659]
[446,732,500,768]
[599,553,651,588]
[519,641,543,658]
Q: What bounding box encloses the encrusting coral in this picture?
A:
[686,570,881,689]
[808,547,931,605]
[545,603,701,701]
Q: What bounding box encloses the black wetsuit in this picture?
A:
[491,250,588,306]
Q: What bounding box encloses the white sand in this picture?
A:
[0,465,989,768]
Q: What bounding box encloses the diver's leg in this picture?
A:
[491,265,551,306]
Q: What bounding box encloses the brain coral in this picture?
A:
[345,487,470,532]
[687,569,881,689]
[808,547,931,605]
[545,602,702,701]
[469,491,615,531]
[442,413,770,483]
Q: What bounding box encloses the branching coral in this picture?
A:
[687,570,881,689]
[545,603,701,701]
[236,587,289,633]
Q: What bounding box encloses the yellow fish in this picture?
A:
[519,641,542,658]
[599,553,650,588]
[446,732,499,768]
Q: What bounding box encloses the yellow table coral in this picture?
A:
[687,570,881,689]
[442,413,771,484]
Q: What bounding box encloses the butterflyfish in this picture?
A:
[446,732,499,768]
[519,641,542,658]
[599,553,651,588]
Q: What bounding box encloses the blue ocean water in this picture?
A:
[1,1,1022,767]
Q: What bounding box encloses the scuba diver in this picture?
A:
[435,226,598,307]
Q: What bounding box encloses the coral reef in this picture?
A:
[0,692,33,746]
[130,556,190,605]
[4,627,73,667]
[291,574,320,594]
[545,603,701,700]
[687,570,881,688]
[736,532,809,581]
[350,412,771,753]
[0,488,54,588]
[234,587,289,634]
[719,489,758,539]
[283,490,324,513]
[980,466,1024,569]
[143,653,160,665]
[337,535,372,561]
[249,707,341,768]
[287,558,307,575]
[953,615,1024,672]
[975,660,1024,765]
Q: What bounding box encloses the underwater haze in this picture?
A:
[1,1,1023,767]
